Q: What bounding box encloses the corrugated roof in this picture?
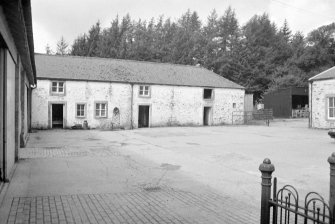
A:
[35,54,244,89]
[309,66,335,81]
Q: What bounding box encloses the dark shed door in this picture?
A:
[138,106,149,128]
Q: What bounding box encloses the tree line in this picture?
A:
[51,8,335,100]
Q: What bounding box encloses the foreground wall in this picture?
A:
[32,79,245,129]
[309,79,335,129]
[0,8,33,182]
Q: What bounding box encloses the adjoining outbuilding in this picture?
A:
[263,87,308,118]
[32,54,245,130]
[309,66,335,129]
[0,0,36,183]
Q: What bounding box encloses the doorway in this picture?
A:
[292,95,308,109]
[203,107,211,126]
[52,104,64,128]
[138,105,150,128]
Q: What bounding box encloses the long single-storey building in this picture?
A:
[0,0,36,184]
[309,67,335,129]
[32,54,245,129]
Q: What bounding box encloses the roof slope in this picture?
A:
[309,66,335,81]
[35,54,244,89]
[3,0,36,84]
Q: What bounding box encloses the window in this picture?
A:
[139,85,150,97]
[203,89,213,99]
[328,97,335,119]
[76,104,86,118]
[51,81,65,94]
[95,102,107,118]
[233,103,236,108]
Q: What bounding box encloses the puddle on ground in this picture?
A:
[140,183,163,192]
[43,146,62,149]
[143,185,162,192]
[87,137,100,141]
[187,142,200,145]
[160,163,181,171]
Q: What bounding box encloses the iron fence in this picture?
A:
[259,153,335,224]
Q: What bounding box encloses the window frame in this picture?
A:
[50,81,66,95]
[95,102,108,118]
[327,95,335,120]
[75,103,86,118]
[139,85,151,98]
[203,88,214,100]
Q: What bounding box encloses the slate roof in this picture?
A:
[35,54,244,89]
[309,66,335,81]
[3,0,36,84]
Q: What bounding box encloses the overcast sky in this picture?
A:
[31,0,335,54]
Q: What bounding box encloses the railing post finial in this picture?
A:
[259,158,275,224]
[328,152,335,219]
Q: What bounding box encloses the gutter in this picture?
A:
[130,83,134,129]
[36,78,244,90]
[309,81,313,128]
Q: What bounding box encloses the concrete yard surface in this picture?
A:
[0,118,334,223]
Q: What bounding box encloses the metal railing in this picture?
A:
[232,109,273,126]
[260,153,335,224]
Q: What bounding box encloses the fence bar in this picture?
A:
[260,158,275,224]
[273,177,278,224]
[328,152,335,222]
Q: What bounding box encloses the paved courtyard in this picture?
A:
[0,119,334,223]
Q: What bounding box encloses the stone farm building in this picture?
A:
[0,0,36,184]
[32,54,245,130]
[309,66,335,129]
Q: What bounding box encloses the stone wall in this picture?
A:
[32,80,132,129]
[310,79,335,128]
[32,80,245,129]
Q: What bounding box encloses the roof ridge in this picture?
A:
[35,53,205,70]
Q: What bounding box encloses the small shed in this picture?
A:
[244,93,254,112]
[264,87,308,118]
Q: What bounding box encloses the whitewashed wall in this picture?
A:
[32,80,245,129]
[32,80,132,129]
[310,79,335,129]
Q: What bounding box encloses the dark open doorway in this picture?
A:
[138,105,149,128]
[203,107,211,126]
[52,104,63,128]
[292,95,308,109]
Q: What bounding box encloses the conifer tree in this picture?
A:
[56,36,68,55]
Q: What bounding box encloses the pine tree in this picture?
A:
[56,36,68,55]
[45,44,53,55]
[87,21,101,56]
[280,19,292,42]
